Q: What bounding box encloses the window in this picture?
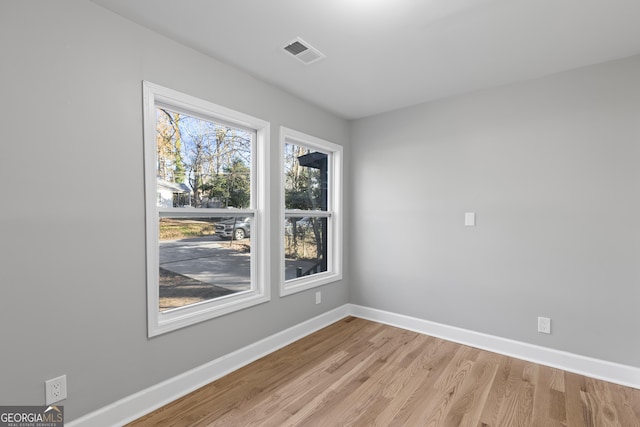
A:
[143,82,269,337]
[280,127,342,296]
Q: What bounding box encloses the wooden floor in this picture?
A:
[128,317,640,426]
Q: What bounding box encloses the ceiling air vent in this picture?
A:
[283,38,326,65]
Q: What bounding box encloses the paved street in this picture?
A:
[160,236,323,290]
[160,236,250,292]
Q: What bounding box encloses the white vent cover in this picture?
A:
[283,38,326,65]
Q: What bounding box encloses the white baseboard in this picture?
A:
[348,304,640,390]
[67,305,350,427]
[69,303,639,426]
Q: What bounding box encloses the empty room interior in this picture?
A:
[2,0,640,425]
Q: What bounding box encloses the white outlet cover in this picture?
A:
[537,317,551,334]
[45,375,67,405]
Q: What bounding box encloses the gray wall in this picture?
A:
[350,54,640,367]
[0,0,349,421]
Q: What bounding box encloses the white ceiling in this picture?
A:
[90,0,640,119]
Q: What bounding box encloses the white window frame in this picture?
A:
[143,81,270,337]
[280,127,343,296]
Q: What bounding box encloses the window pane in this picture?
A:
[156,107,252,209]
[159,217,251,312]
[284,216,328,280]
[284,143,328,211]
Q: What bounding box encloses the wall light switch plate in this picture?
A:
[465,212,476,226]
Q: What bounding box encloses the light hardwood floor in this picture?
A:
[128,317,640,426]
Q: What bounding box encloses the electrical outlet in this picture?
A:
[315,291,321,305]
[538,317,551,334]
[45,375,67,405]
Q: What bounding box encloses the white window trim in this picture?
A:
[279,126,343,296]
[143,81,270,337]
